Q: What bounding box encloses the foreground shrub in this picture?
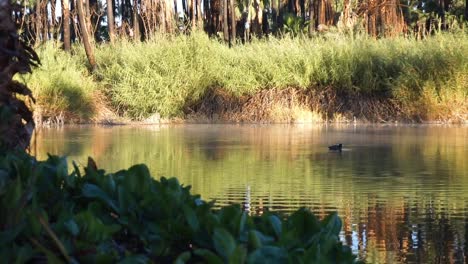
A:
[0,152,359,263]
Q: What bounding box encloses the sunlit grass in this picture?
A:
[28,32,468,121]
[96,32,467,119]
[22,42,96,122]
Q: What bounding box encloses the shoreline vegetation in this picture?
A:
[25,32,467,125]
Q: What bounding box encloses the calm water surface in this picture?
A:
[34,124,467,263]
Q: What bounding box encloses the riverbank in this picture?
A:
[25,32,468,124]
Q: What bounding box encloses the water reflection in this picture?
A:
[33,124,468,263]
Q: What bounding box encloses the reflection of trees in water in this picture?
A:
[338,198,465,263]
[215,190,468,263]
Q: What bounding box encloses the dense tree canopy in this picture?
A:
[13,0,468,47]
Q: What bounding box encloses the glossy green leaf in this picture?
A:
[194,249,224,264]
[228,245,247,264]
[213,228,236,259]
[247,246,288,264]
[82,183,119,213]
[322,212,342,237]
[269,215,282,238]
[248,230,262,249]
[238,211,248,235]
[182,205,199,232]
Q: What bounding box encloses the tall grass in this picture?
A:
[22,42,96,122]
[96,32,468,119]
[29,32,468,121]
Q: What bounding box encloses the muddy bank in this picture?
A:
[184,88,467,124]
[34,87,467,126]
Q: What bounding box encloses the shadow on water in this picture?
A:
[33,124,468,263]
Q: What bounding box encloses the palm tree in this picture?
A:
[62,0,72,50]
[0,0,40,151]
[76,0,97,70]
[106,0,115,43]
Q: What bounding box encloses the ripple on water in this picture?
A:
[34,124,468,264]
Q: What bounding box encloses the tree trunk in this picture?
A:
[76,0,97,70]
[106,0,115,43]
[62,0,71,50]
[34,1,41,43]
[223,0,229,42]
[0,0,40,151]
[41,0,48,41]
[308,0,314,36]
[229,0,235,43]
[165,0,174,33]
[192,0,196,28]
[132,0,140,40]
[197,0,202,25]
[70,0,77,42]
[51,0,57,40]
[271,0,277,31]
[300,0,305,18]
[465,0,467,20]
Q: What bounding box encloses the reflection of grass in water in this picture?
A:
[34,125,468,263]
[34,125,468,202]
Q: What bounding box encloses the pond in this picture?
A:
[34,124,467,263]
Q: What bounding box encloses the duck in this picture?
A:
[328,143,342,152]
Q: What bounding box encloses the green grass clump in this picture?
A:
[23,42,96,121]
[96,32,468,119]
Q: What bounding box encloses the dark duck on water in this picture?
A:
[328,143,343,152]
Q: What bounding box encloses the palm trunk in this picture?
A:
[229,0,235,43]
[34,1,41,43]
[41,0,48,41]
[51,0,57,40]
[308,0,314,35]
[106,0,115,43]
[223,0,228,42]
[197,0,202,25]
[70,0,77,42]
[76,0,97,70]
[62,0,71,50]
[192,0,196,28]
[132,0,140,40]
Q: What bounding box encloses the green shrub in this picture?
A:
[0,151,359,263]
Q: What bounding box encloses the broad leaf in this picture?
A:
[247,246,288,264]
[213,228,236,260]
